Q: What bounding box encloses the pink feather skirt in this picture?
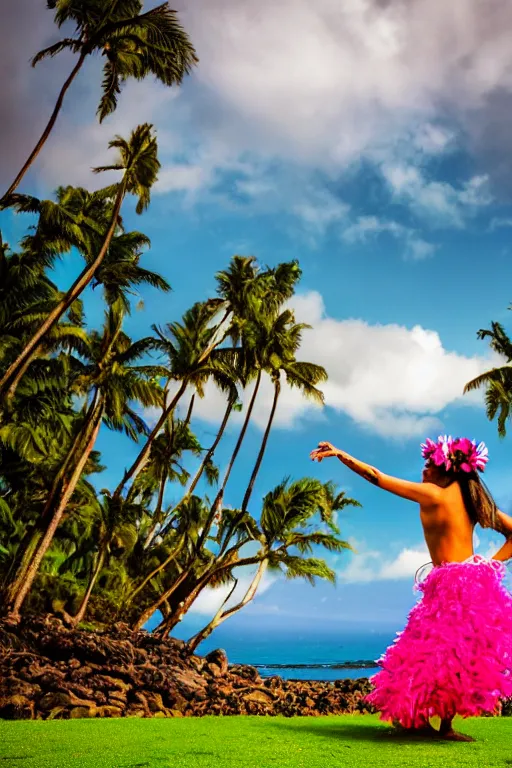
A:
[365,555,512,727]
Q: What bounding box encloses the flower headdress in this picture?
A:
[420,435,488,473]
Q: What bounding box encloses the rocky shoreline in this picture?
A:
[0,616,375,720]
[2,616,510,721]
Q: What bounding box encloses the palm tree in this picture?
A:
[205,256,302,361]
[111,301,237,502]
[0,246,89,407]
[239,309,327,515]
[167,390,241,517]
[5,305,164,618]
[135,418,210,549]
[132,263,308,627]
[205,260,305,526]
[174,478,360,652]
[0,123,160,398]
[0,1,197,206]
[124,493,213,624]
[183,478,358,651]
[464,318,512,437]
[70,494,139,626]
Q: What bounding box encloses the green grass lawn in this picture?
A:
[0,715,511,768]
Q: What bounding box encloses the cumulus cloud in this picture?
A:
[341,215,437,260]
[340,544,430,584]
[381,165,492,226]
[339,530,506,585]
[5,0,512,209]
[176,0,512,172]
[148,289,499,439]
[189,569,277,615]
[285,290,498,437]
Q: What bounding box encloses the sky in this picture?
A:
[1,0,512,649]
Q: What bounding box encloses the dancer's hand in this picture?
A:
[310,441,341,462]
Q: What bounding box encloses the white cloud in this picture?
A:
[341,215,437,260]
[286,290,498,437]
[340,542,430,584]
[406,238,437,261]
[155,164,211,194]
[178,0,512,171]
[490,217,512,231]
[189,569,277,615]
[14,0,512,201]
[293,191,350,236]
[147,289,500,439]
[342,216,406,243]
[381,164,492,226]
[413,124,455,155]
[340,529,509,585]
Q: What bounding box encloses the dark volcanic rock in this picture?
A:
[0,615,508,721]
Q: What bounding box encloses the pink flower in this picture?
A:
[420,438,437,460]
[431,444,448,467]
[420,435,488,473]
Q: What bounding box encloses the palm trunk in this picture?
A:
[159,395,235,538]
[208,371,261,525]
[4,352,39,405]
[137,375,261,621]
[2,392,102,606]
[183,393,195,428]
[132,551,224,633]
[7,400,104,618]
[153,579,206,637]
[71,547,106,627]
[125,535,185,606]
[144,471,168,550]
[218,376,280,557]
[241,376,281,512]
[112,379,188,501]
[197,308,231,364]
[0,53,87,207]
[187,560,268,653]
[0,180,126,397]
[0,530,42,602]
[143,393,194,549]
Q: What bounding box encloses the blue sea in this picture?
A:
[167,620,395,681]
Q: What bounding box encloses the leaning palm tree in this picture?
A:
[186,478,357,653]
[239,309,327,515]
[70,494,139,627]
[111,300,237,502]
[137,266,308,622]
[5,305,164,618]
[464,319,512,437]
[135,418,210,549]
[0,1,197,206]
[206,260,304,521]
[0,124,160,398]
[218,309,327,552]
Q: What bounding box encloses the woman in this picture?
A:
[311,436,512,741]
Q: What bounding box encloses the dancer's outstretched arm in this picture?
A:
[310,442,441,505]
[492,511,512,561]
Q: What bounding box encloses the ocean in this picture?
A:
[169,621,395,681]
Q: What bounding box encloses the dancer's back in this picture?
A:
[420,481,474,566]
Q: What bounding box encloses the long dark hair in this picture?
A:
[458,472,509,536]
[430,464,508,536]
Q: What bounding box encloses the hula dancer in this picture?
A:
[310,436,512,741]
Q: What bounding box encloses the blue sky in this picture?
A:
[2,0,512,645]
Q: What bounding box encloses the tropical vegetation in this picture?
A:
[464,312,512,437]
[0,3,359,646]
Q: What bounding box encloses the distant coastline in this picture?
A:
[253,660,377,670]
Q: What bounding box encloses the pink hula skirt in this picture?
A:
[365,555,512,727]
